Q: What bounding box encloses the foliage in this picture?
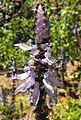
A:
[50,1,81,61]
[0,1,34,69]
[0,0,81,69]
[50,97,81,120]
[0,96,30,119]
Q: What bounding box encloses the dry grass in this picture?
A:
[0,72,12,89]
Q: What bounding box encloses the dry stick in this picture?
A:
[61,48,66,82]
[1,86,7,106]
[0,5,6,26]
[10,59,17,119]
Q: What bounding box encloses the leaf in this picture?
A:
[43,79,54,93]
[16,72,31,80]
[14,43,30,51]
[9,66,16,72]
[49,78,63,88]
[31,49,39,56]
[43,79,57,105]
[11,71,31,80]
[25,76,35,88]
[40,43,49,50]
[23,66,31,72]
[30,82,40,106]
[14,43,39,55]
[15,76,35,94]
[44,46,51,58]
[44,72,63,88]
[14,83,28,94]
[41,58,54,65]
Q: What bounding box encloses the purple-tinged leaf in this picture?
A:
[14,43,30,51]
[30,82,40,106]
[14,83,27,94]
[28,39,33,47]
[8,102,13,113]
[9,66,15,72]
[25,76,35,88]
[73,25,80,34]
[49,78,63,88]
[15,76,35,94]
[16,72,31,80]
[31,49,39,56]
[40,43,49,50]
[44,46,51,58]
[23,65,34,72]
[11,74,17,80]
[41,58,54,65]
[44,72,63,88]
[0,97,3,103]
[30,72,36,78]
[27,60,35,66]
[43,79,54,93]
[23,66,31,72]
[14,43,39,55]
[43,79,57,104]
[46,57,54,64]
[15,43,39,55]
[11,71,33,80]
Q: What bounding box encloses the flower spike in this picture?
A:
[35,4,50,44]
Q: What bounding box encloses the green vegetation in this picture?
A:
[0,0,81,69]
[50,97,81,120]
[0,96,30,119]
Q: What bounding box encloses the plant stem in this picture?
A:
[35,88,49,120]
